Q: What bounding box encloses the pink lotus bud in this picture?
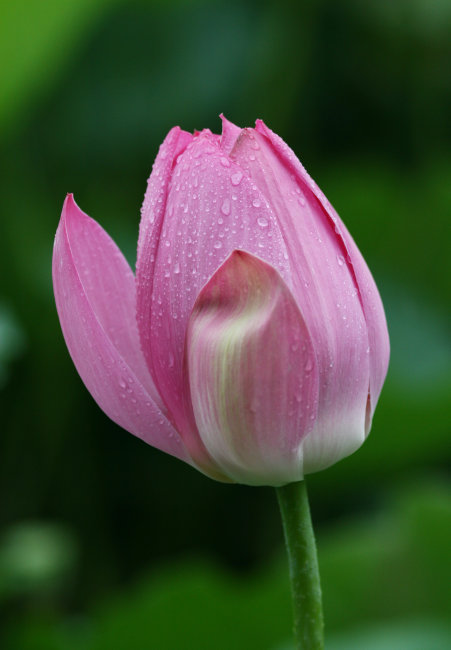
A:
[53,117,389,486]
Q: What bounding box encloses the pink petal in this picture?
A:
[255,120,390,431]
[230,126,373,472]
[136,126,193,384]
[53,194,191,463]
[140,133,292,472]
[219,114,241,154]
[186,251,319,486]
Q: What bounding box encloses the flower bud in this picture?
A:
[53,117,389,486]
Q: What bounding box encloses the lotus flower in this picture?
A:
[53,116,389,486]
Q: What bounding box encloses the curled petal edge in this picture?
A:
[186,250,320,486]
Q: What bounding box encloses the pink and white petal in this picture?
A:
[255,119,389,429]
[186,251,319,486]
[136,126,193,382]
[53,195,191,463]
[230,128,372,468]
[148,134,291,454]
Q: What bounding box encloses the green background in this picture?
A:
[0,1,450,648]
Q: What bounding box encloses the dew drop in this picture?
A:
[304,357,313,372]
[252,198,261,208]
[231,171,243,186]
[214,241,223,249]
[257,216,268,228]
[337,254,345,266]
[221,199,231,215]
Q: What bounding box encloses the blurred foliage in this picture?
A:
[0,0,450,648]
[0,522,78,599]
[2,481,450,649]
[0,0,121,137]
[0,303,26,389]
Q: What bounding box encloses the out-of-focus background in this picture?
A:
[0,1,450,648]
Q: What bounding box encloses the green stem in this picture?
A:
[276,479,324,650]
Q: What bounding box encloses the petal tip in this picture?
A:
[61,193,89,231]
[62,192,75,213]
[220,115,241,153]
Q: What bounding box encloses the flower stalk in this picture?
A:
[276,480,324,650]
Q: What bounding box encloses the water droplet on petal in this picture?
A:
[252,198,261,208]
[257,217,268,228]
[221,199,231,216]
[214,241,223,249]
[298,193,306,206]
[304,358,313,372]
[231,171,243,186]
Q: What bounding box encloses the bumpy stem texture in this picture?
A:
[276,480,324,650]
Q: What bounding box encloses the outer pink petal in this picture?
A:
[53,194,191,463]
[186,251,319,486]
[137,126,193,380]
[255,120,390,430]
[230,126,373,473]
[136,128,229,480]
[143,133,292,475]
